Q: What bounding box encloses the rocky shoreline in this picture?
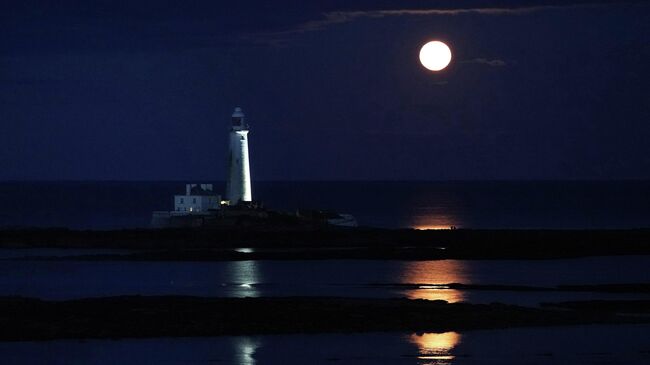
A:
[1,228,649,260]
[0,296,648,341]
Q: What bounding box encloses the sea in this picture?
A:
[0,180,649,229]
[1,255,649,306]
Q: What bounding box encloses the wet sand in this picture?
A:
[0,296,648,341]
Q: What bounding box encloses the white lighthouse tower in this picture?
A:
[225,107,252,205]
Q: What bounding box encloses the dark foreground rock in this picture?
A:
[2,228,650,260]
[541,300,650,313]
[0,296,648,341]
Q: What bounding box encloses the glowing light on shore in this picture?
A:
[413,225,455,230]
[410,211,461,231]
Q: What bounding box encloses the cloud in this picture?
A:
[256,1,646,41]
[1,1,645,52]
[462,58,507,67]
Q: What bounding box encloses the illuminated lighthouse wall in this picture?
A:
[225,107,252,205]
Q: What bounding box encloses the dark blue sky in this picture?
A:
[1,0,649,180]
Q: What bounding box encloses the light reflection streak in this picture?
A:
[235,247,255,253]
[400,261,470,302]
[409,332,461,364]
[227,260,261,297]
[234,337,260,365]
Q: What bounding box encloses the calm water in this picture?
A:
[2,324,649,364]
[0,181,648,229]
[3,183,648,364]
[2,255,649,306]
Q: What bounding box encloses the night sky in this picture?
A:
[1,0,649,181]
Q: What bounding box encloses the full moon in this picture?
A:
[419,41,452,71]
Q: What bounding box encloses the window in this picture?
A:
[193,198,196,204]
[180,198,184,204]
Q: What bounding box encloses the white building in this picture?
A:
[174,184,220,213]
[225,107,253,205]
[150,107,260,228]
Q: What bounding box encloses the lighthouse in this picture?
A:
[225,107,252,205]
[152,105,358,228]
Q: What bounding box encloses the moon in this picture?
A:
[419,41,452,71]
